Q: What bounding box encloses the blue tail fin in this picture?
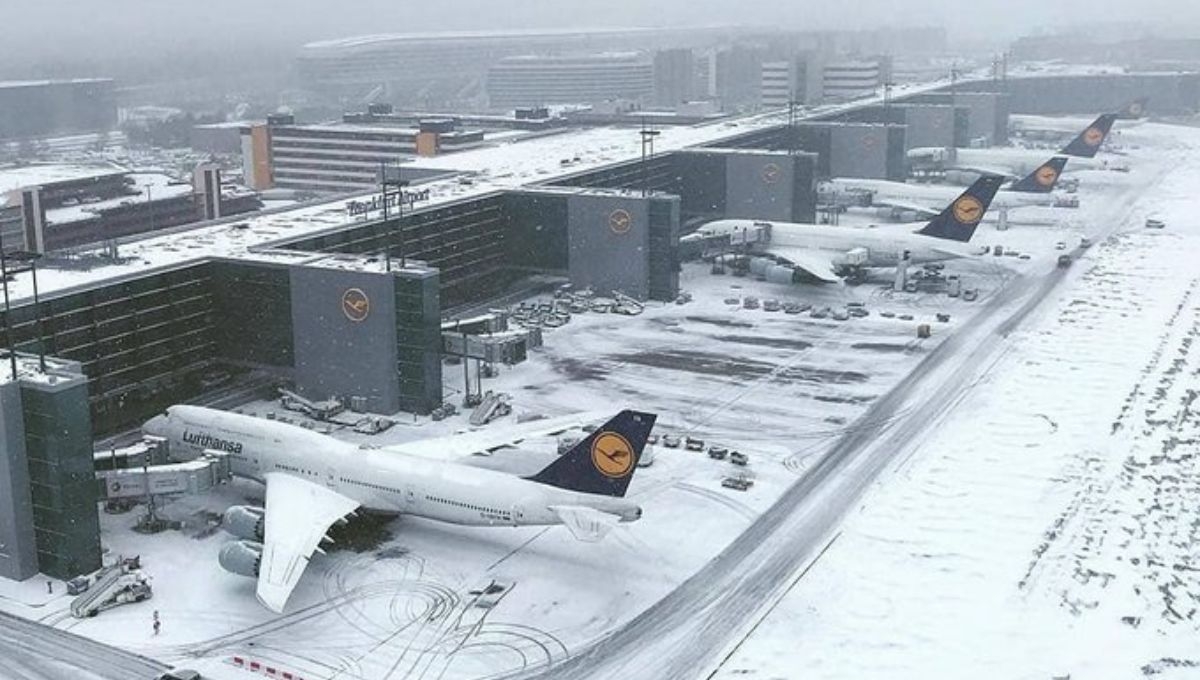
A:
[1060,113,1117,158]
[526,410,656,497]
[1009,156,1068,193]
[915,174,1004,243]
[1116,97,1149,120]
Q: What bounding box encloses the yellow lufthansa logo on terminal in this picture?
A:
[761,163,782,184]
[951,196,985,225]
[1129,101,1145,116]
[342,288,370,322]
[1083,127,1105,147]
[1035,165,1059,187]
[609,208,632,234]
[591,432,634,478]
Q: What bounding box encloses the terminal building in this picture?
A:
[822,56,893,101]
[241,113,489,192]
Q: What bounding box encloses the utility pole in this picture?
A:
[0,229,16,379]
[9,251,45,372]
[379,162,410,271]
[638,119,661,197]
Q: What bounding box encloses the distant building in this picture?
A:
[653,48,698,108]
[761,53,825,108]
[715,46,766,109]
[241,115,487,192]
[486,53,654,110]
[0,79,118,142]
[822,56,892,101]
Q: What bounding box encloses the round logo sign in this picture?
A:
[862,134,878,150]
[341,288,370,322]
[761,163,782,185]
[608,208,632,235]
[1035,165,1059,187]
[1082,127,1105,147]
[1129,101,1144,116]
[591,431,634,478]
[952,196,985,225]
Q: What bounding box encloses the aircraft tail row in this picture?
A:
[916,174,1005,243]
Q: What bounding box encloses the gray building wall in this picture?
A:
[290,265,402,414]
[898,104,957,150]
[0,381,37,581]
[799,123,905,180]
[22,369,100,579]
[725,152,796,221]
[902,91,1009,145]
[567,194,652,299]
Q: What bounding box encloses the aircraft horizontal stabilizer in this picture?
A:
[550,505,621,542]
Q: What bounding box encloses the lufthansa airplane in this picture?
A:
[827,156,1070,220]
[908,113,1120,179]
[144,405,656,613]
[684,174,1004,283]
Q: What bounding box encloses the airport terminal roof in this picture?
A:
[0,77,956,305]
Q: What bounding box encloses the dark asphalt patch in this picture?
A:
[715,335,815,351]
[548,356,609,381]
[611,349,868,384]
[851,342,915,353]
[685,315,755,328]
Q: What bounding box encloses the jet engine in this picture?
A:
[223,505,265,541]
[748,257,775,277]
[218,539,263,578]
[764,265,796,285]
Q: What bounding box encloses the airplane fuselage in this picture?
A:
[697,219,971,270]
[153,405,641,528]
[910,146,1107,177]
[827,178,1056,210]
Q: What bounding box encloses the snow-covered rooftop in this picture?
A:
[46,173,193,226]
[0,163,127,199]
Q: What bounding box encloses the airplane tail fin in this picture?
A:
[1060,113,1117,158]
[1117,97,1149,120]
[1009,156,1069,193]
[526,410,656,498]
[915,174,1005,243]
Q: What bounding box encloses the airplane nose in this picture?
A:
[143,414,169,438]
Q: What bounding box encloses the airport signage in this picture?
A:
[761,162,782,185]
[346,188,432,218]
[608,208,633,234]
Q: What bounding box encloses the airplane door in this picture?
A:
[512,504,524,527]
[326,466,338,489]
[404,485,416,510]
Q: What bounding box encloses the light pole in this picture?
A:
[0,231,14,379]
[379,163,410,272]
[639,120,661,197]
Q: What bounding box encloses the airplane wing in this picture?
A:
[549,505,621,542]
[257,472,360,613]
[386,410,609,458]
[762,246,843,283]
[868,197,940,219]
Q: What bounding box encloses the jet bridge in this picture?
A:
[96,451,232,501]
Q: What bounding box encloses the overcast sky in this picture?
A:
[0,0,1194,75]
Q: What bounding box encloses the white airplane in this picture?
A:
[1011,98,1148,138]
[825,156,1069,220]
[142,405,656,613]
[684,174,1005,283]
[909,113,1119,178]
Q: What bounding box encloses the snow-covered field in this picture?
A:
[712,124,1200,680]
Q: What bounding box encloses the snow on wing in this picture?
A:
[385,410,609,458]
[762,246,843,283]
[257,472,360,613]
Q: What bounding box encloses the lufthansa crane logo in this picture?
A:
[951,195,985,225]
[608,209,632,234]
[1083,126,1105,147]
[341,288,370,322]
[1035,165,1060,187]
[591,431,634,478]
[862,133,878,150]
[1129,101,1145,116]
[761,163,782,184]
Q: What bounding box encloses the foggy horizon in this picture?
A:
[1,0,1196,80]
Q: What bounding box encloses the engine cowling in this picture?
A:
[748,257,774,277]
[218,539,263,578]
[764,265,796,285]
[223,505,265,541]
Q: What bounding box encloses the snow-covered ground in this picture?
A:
[712,124,1200,680]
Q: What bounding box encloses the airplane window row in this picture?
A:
[425,495,510,518]
[341,477,403,495]
[275,463,317,477]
